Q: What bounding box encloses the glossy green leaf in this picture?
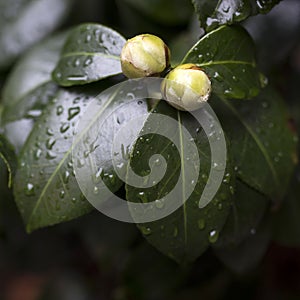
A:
[52,23,126,87]
[0,134,17,188]
[192,0,282,32]
[182,25,263,100]
[1,32,68,125]
[272,166,300,247]
[212,87,298,201]
[213,180,269,248]
[14,80,148,233]
[0,0,72,69]
[126,101,234,264]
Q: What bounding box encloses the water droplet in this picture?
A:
[68,107,80,121]
[85,34,92,43]
[259,73,268,88]
[261,101,269,109]
[59,190,65,199]
[46,138,56,150]
[56,105,64,116]
[198,219,206,230]
[46,151,57,160]
[46,128,54,136]
[93,186,99,194]
[84,57,93,67]
[140,226,152,236]
[60,122,70,133]
[34,148,42,160]
[73,58,80,67]
[155,199,164,209]
[138,191,148,203]
[250,228,256,235]
[63,171,70,184]
[208,230,219,243]
[217,203,223,210]
[25,183,35,196]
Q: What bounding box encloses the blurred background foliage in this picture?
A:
[0,0,300,299]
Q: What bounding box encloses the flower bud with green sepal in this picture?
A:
[161,63,212,111]
[120,34,170,78]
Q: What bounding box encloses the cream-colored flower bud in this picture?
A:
[161,64,212,111]
[120,34,170,78]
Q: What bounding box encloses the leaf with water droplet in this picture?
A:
[126,100,235,264]
[191,0,281,32]
[0,134,17,188]
[1,32,69,125]
[52,23,126,87]
[0,0,72,69]
[182,25,262,100]
[13,79,148,233]
[212,87,298,201]
[213,180,269,249]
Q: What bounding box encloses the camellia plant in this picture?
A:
[0,0,299,277]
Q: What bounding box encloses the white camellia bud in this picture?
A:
[161,63,212,111]
[120,34,170,78]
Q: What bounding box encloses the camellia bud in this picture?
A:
[161,63,212,111]
[120,34,170,78]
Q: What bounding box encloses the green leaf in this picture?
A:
[1,32,68,125]
[14,80,148,233]
[182,25,262,100]
[191,0,282,32]
[214,216,271,274]
[212,87,298,201]
[213,180,269,248]
[272,166,300,247]
[126,101,234,264]
[0,0,72,69]
[52,23,126,87]
[0,134,17,188]
[121,0,193,26]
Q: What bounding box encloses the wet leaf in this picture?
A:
[182,25,262,100]
[126,100,234,264]
[52,23,126,87]
[0,0,72,69]
[213,180,269,248]
[0,134,17,188]
[1,32,68,125]
[212,87,298,201]
[14,80,148,232]
[192,0,282,32]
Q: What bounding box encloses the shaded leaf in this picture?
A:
[14,80,148,232]
[0,0,72,69]
[182,25,263,100]
[214,180,269,248]
[212,87,298,201]
[52,23,126,87]
[0,134,17,188]
[121,0,193,26]
[214,216,271,274]
[1,32,68,125]
[191,0,282,32]
[126,100,234,264]
[272,166,300,247]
